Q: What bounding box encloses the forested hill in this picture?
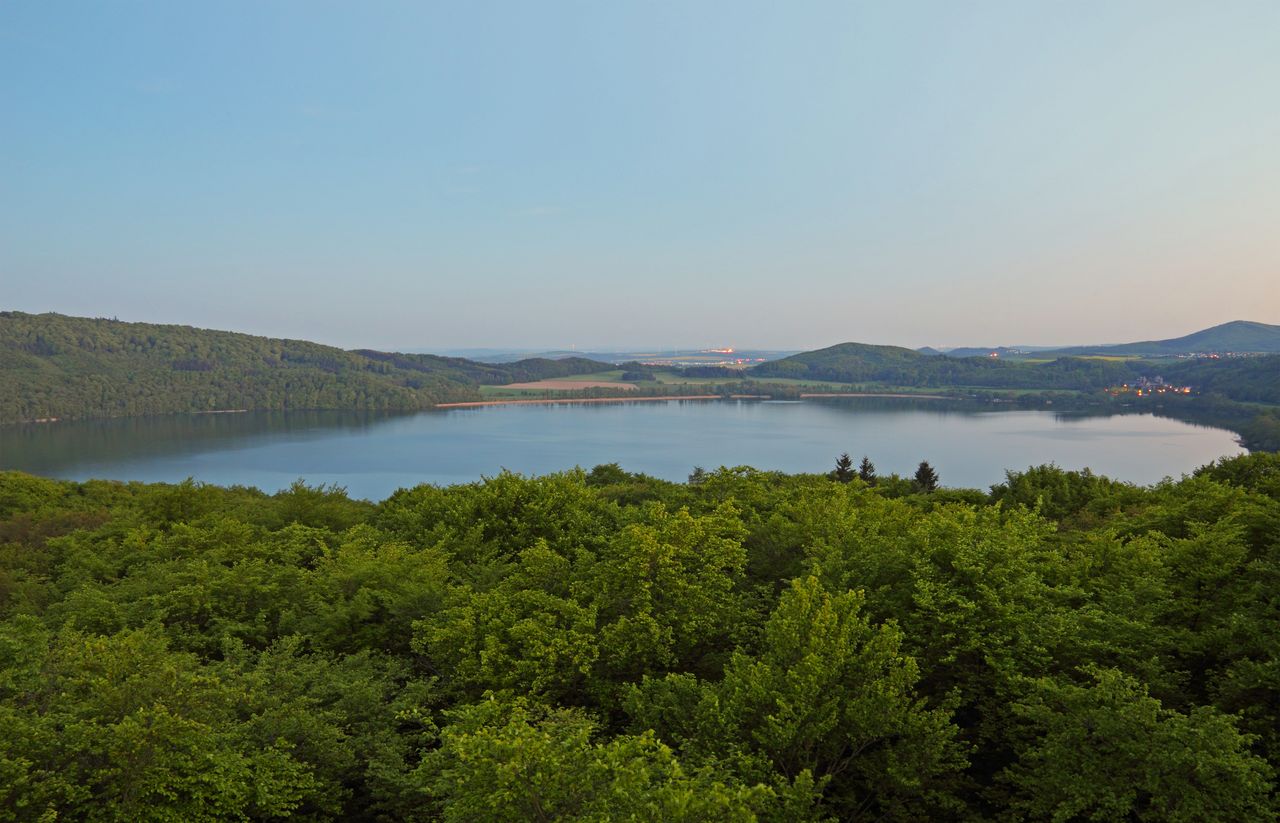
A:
[752,339,1280,403]
[3,454,1280,819]
[0,312,609,424]
[350,349,607,386]
[928,320,1280,359]
[751,341,1142,389]
[1046,320,1280,357]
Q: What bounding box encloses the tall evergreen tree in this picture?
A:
[858,456,877,485]
[914,460,939,492]
[833,453,854,483]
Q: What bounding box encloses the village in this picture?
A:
[1109,375,1193,397]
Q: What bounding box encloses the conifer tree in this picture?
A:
[858,456,877,485]
[914,460,939,492]
[833,453,854,483]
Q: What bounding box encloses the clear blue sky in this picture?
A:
[3,1,1277,350]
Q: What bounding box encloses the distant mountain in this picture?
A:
[423,348,595,364]
[941,346,1024,359]
[429,347,801,366]
[413,347,549,362]
[923,322,1280,359]
[1043,321,1280,357]
[931,345,1077,359]
[0,312,611,425]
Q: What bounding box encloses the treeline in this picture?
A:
[1162,355,1280,404]
[0,312,612,424]
[353,350,609,386]
[1143,395,1280,453]
[3,454,1280,820]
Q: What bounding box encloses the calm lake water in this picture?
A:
[0,398,1245,500]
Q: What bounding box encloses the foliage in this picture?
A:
[420,698,771,822]
[2,455,1280,819]
[1001,667,1274,821]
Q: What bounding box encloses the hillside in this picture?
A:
[751,342,929,382]
[752,341,1141,390]
[0,312,610,424]
[1164,354,1280,404]
[760,333,1280,401]
[351,350,609,385]
[1045,320,1280,357]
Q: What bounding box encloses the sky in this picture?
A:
[2,1,1278,351]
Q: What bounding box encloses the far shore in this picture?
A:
[436,392,951,409]
[799,392,950,400]
[436,395,730,408]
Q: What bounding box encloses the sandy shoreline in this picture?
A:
[435,392,948,409]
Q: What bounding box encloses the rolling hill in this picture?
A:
[751,341,1142,390]
[925,321,1280,359]
[1036,320,1280,357]
[750,342,929,382]
[0,312,610,425]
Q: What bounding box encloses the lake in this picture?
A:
[0,398,1246,500]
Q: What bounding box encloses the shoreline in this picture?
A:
[435,392,951,409]
[799,392,950,400]
[436,395,730,408]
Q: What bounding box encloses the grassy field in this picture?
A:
[551,369,632,382]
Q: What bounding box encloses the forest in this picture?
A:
[0,312,609,424]
[3,453,1279,821]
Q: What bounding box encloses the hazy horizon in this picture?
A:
[4,2,1278,349]
[7,307,1275,356]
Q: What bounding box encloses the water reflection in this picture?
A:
[0,398,1245,499]
[0,410,415,475]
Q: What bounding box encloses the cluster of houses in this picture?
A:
[1110,375,1193,397]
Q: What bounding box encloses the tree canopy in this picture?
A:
[2,454,1280,819]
